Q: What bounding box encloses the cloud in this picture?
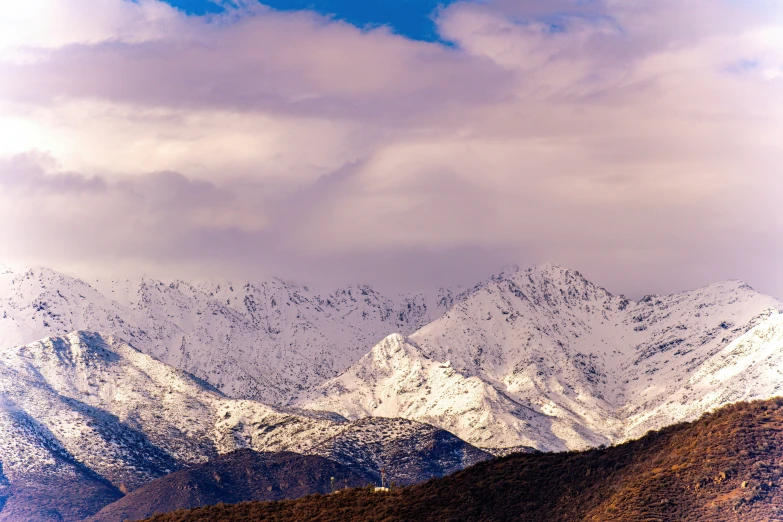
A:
[0,6,508,118]
[0,153,106,192]
[0,0,781,298]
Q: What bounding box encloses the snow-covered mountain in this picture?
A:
[300,264,783,452]
[0,331,488,521]
[624,310,783,439]
[0,266,455,404]
[3,262,783,458]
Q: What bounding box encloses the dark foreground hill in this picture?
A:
[144,398,783,522]
[0,474,121,522]
[89,451,373,522]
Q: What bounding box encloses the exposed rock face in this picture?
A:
[308,417,491,486]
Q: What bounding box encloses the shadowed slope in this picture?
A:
[309,417,491,485]
[88,450,373,522]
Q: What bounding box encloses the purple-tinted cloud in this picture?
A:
[0,0,781,299]
[0,153,106,192]
[0,11,511,124]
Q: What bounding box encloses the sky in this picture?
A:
[161,0,458,41]
[0,0,781,298]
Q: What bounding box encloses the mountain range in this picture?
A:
[3,263,781,452]
[300,264,783,451]
[1,262,783,520]
[0,266,456,404]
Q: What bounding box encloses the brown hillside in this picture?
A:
[89,450,373,522]
[144,398,783,522]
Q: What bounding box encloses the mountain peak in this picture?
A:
[1,329,488,520]
[494,264,522,279]
[705,278,757,294]
[525,262,577,280]
[531,261,566,271]
[489,262,578,286]
[366,334,426,368]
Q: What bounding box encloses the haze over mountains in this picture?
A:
[4,0,781,520]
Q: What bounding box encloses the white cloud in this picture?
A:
[0,0,189,62]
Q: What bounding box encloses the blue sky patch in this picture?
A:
[161,0,457,41]
[162,0,225,15]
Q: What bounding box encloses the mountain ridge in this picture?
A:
[87,450,375,522]
[3,263,783,455]
[0,265,458,404]
[300,264,783,451]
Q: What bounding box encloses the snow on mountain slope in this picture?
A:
[309,416,490,485]
[0,331,313,489]
[0,394,123,522]
[0,266,455,404]
[625,309,783,439]
[303,333,606,450]
[0,331,488,521]
[301,264,783,452]
[3,263,782,457]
